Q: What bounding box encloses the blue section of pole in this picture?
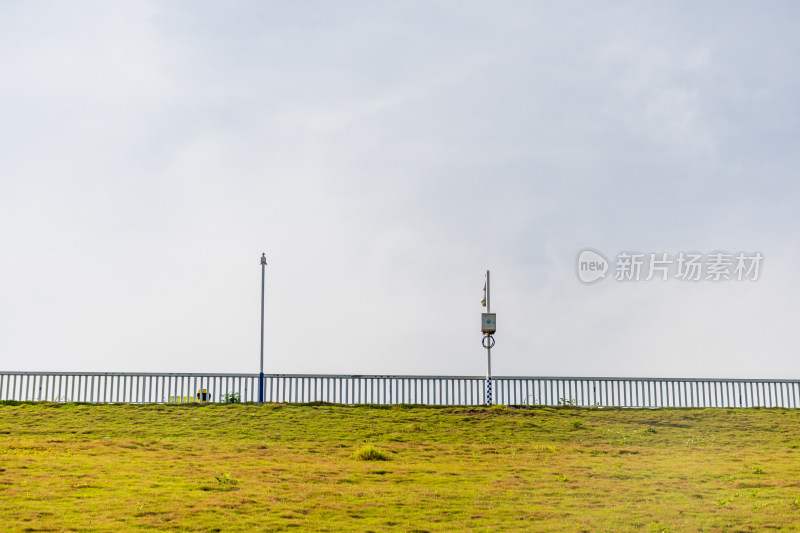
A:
[259,371,264,403]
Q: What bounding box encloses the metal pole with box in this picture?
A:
[481,270,496,406]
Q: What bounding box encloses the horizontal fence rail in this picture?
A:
[1,372,799,408]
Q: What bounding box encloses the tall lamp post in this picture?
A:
[259,253,267,403]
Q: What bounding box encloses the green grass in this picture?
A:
[353,444,392,461]
[2,402,800,531]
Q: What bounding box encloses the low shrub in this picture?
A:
[222,393,242,404]
[353,445,391,461]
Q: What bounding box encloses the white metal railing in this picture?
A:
[1,372,798,408]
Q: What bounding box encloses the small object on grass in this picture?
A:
[214,473,238,486]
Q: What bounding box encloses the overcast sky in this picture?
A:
[1,1,799,378]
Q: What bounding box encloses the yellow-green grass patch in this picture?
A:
[1,403,800,531]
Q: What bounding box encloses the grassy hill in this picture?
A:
[2,402,800,531]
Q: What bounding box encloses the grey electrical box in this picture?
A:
[481,313,496,334]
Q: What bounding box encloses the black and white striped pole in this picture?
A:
[258,253,267,403]
[481,270,496,406]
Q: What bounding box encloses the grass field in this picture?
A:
[2,402,800,531]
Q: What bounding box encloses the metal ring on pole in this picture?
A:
[482,335,495,349]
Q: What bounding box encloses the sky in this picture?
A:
[1,1,799,379]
